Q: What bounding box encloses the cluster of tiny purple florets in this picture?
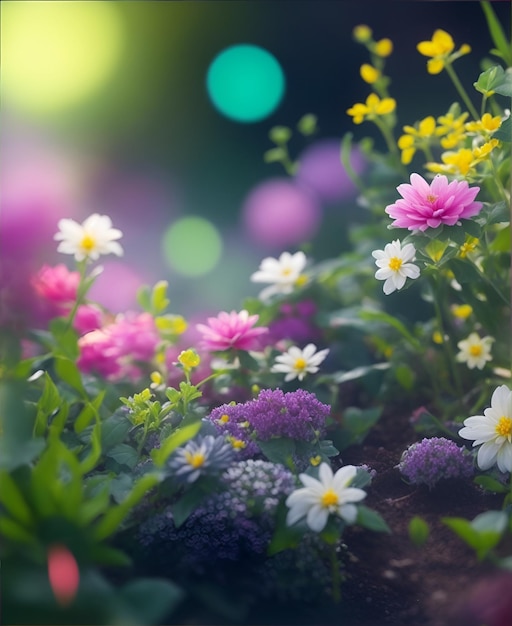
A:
[206,388,330,459]
[398,437,474,488]
[138,460,295,571]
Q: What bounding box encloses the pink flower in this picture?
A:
[73,304,105,336]
[385,173,482,231]
[32,264,80,315]
[196,310,268,352]
[77,312,159,382]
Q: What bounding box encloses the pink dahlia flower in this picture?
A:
[196,309,268,352]
[385,173,482,232]
[32,264,80,315]
[77,312,159,382]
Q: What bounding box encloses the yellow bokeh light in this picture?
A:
[1,1,124,116]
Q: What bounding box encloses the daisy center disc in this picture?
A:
[321,489,339,508]
[388,256,403,271]
[495,416,512,438]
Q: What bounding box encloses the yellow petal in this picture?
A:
[375,38,393,57]
[427,58,445,75]
[376,97,396,115]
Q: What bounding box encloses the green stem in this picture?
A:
[429,276,465,411]
[444,63,479,120]
[373,117,408,178]
[65,260,88,330]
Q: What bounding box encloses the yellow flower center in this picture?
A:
[218,414,230,424]
[388,257,403,272]
[321,489,339,508]
[495,416,512,438]
[184,451,205,468]
[426,194,437,203]
[469,345,482,357]
[281,267,293,276]
[81,234,96,252]
[231,439,247,450]
[294,357,307,371]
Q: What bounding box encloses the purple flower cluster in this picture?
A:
[398,437,474,488]
[206,388,330,459]
[137,460,295,571]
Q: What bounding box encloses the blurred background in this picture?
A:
[1,1,510,322]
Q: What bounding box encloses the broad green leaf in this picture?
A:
[333,406,382,450]
[494,116,511,142]
[49,317,79,359]
[359,310,421,351]
[171,486,210,528]
[80,482,111,525]
[237,350,261,372]
[257,438,296,466]
[110,473,133,504]
[101,413,132,451]
[89,544,133,567]
[267,502,304,555]
[489,226,510,253]
[474,475,508,493]
[93,473,161,540]
[269,126,292,143]
[118,578,184,625]
[356,505,391,533]
[0,472,33,526]
[394,364,415,390]
[297,114,317,136]
[264,147,287,163]
[0,516,36,543]
[0,438,45,471]
[136,284,152,312]
[472,510,508,534]
[107,444,139,470]
[33,372,61,436]
[443,515,504,560]
[408,516,429,547]
[151,420,202,468]
[151,280,170,314]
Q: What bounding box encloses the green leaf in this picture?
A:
[333,406,382,450]
[90,544,133,567]
[356,505,391,533]
[481,2,512,66]
[136,284,152,312]
[443,512,506,560]
[93,473,161,541]
[74,390,105,433]
[0,516,36,543]
[448,258,482,284]
[0,438,46,471]
[110,473,133,504]
[264,147,287,163]
[79,420,102,474]
[473,65,507,96]
[151,420,202,468]
[297,113,317,136]
[80,482,112,525]
[118,578,184,625]
[0,472,33,526]
[257,438,296,466]
[321,362,390,385]
[237,350,261,372]
[49,317,79,359]
[101,412,133,451]
[54,356,86,396]
[490,225,510,253]
[267,502,304,555]
[359,309,421,351]
[472,510,508,534]
[269,126,292,144]
[494,115,512,142]
[474,475,508,493]
[151,280,170,315]
[408,516,429,547]
[107,443,139,470]
[171,486,210,528]
[33,372,61,436]
[394,364,415,390]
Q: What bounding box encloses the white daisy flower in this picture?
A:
[54,213,123,262]
[286,463,367,532]
[372,239,420,295]
[456,332,494,370]
[271,343,329,381]
[250,251,307,300]
[459,385,512,473]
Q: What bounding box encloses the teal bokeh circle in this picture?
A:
[206,44,285,123]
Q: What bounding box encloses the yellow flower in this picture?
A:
[178,349,201,369]
[426,148,475,176]
[436,110,469,148]
[360,63,380,84]
[353,24,372,43]
[310,455,322,467]
[472,138,500,160]
[465,113,502,134]
[451,304,473,320]
[155,314,188,335]
[397,116,436,164]
[374,38,393,57]
[347,93,396,124]
[459,238,479,258]
[417,29,470,74]
[432,331,444,344]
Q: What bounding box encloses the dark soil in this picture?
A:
[336,409,506,626]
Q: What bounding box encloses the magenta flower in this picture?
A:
[32,264,80,316]
[385,173,482,232]
[77,312,159,382]
[196,310,268,352]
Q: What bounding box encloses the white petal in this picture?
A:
[477,441,500,470]
[332,465,357,489]
[318,462,334,485]
[339,503,358,524]
[306,505,329,532]
[496,443,512,473]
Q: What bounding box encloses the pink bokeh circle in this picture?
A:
[242,178,321,248]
